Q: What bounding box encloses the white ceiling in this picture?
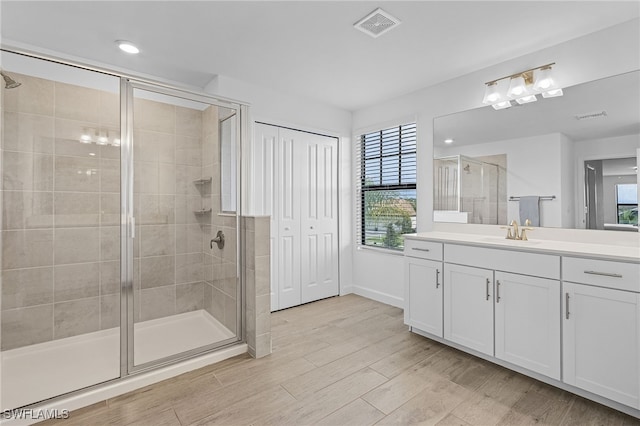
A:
[1,1,639,111]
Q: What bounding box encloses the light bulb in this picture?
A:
[482,82,501,105]
[444,139,454,144]
[507,75,527,98]
[116,40,139,54]
[80,134,92,144]
[533,66,556,92]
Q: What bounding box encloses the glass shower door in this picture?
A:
[128,83,240,369]
[0,51,121,410]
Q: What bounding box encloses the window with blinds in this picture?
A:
[356,123,417,250]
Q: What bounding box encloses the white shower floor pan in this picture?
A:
[1,310,235,410]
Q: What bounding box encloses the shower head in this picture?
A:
[463,164,471,174]
[0,71,21,89]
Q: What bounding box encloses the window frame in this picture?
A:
[357,122,417,250]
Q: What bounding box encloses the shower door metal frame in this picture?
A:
[121,79,246,374]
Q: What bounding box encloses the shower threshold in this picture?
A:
[1,310,234,411]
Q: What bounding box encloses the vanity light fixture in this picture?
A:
[483,63,563,110]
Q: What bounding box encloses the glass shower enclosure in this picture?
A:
[0,50,244,410]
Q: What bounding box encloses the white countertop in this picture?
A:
[406,231,640,263]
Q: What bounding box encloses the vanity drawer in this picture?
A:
[404,239,443,261]
[445,243,560,279]
[562,257,640,292]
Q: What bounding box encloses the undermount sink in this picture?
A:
[477,236,542,245]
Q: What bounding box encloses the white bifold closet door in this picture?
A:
[253,123,339,311]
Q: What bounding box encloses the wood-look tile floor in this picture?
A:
[41,294,640,426]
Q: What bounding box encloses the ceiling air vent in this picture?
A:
[575,111,608,121]
[354,8,401,38]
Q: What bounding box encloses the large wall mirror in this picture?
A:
[433,70,640,231]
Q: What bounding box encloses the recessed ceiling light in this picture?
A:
[444,138,454,144]
[116,40,139,54]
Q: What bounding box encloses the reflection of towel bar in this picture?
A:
[509,195,556,201]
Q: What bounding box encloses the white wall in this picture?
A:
[560,134,576,228]
[351,19,640,305]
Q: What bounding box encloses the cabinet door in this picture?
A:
[563,282,640,409]
[405,257,443,337]
[494,272,560,379]
[444,264,494,356]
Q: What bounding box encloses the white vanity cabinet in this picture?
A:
[443,263,494,356]
[562,257,640,409]
[404,239,443,337]
[443,245,561,375]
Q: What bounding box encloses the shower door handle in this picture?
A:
[211,230,225,250]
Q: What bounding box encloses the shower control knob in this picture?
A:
[210,230,225,250]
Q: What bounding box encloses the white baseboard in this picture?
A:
[352,286,404,308]
[339,285,354,296]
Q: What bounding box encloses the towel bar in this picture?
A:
[509,195,556,201]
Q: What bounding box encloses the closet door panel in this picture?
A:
[277,129,302,309]
[301,134,339,303]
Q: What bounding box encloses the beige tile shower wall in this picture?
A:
[244,216,271,358]
[133,98,208,323]
[1,73,121,350]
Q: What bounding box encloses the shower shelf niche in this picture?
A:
[194,208,212,215]
[193,177,212,185]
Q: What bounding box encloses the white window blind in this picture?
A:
[355,123,417,250]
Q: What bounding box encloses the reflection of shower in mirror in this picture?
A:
[434,154,506,224]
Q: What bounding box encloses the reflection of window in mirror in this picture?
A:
[220,112,237,213]
[616,183,638,226]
